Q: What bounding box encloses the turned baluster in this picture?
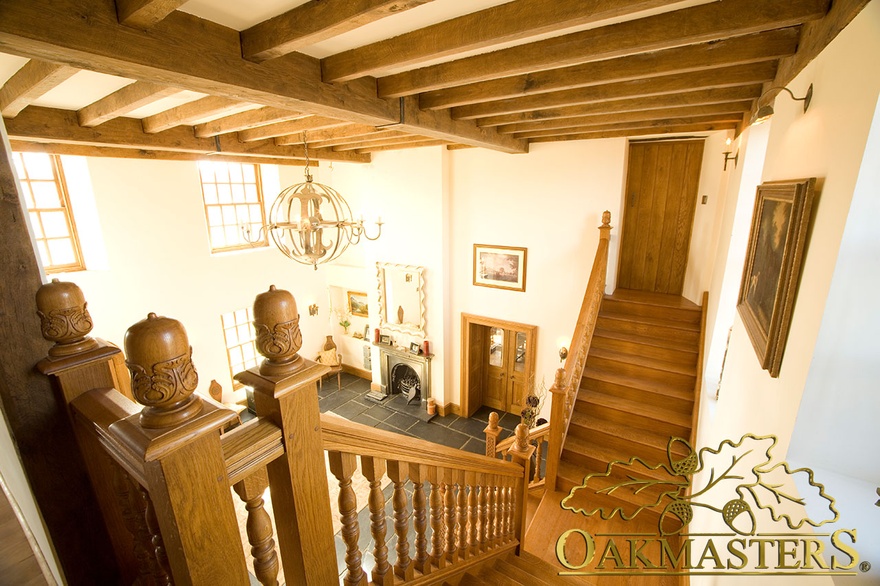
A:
[479,481,489,553]
[466,472,478,557]
[410,464,430,574]
[429,469,446,570]
[455,472,468,560]
[387,461,413,580]
[362,456,392,586]
[443,474,457,563]
[233,468,279,586]
[484,412,501,457]
[534,437,544,482]
[487,480,498,548]
[329,452,367,586]
[502,485,512,543]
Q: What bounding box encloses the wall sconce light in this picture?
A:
[750,83,813,126]
[559,346,569,362]
[308,304,319,316]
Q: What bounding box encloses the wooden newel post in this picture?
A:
[235,285,337,586]
[110,312,247,585]
[506,423,535,553]
[600,210,612,240]
[484,411,501,457]
[543,368,567,492]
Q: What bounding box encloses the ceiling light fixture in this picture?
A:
[750,84,813,126]
[243,133,382,270]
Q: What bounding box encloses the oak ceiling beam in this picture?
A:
[377,0,829,97]
[77,80,181,127]
[512,114,747,140]
[273,124,381,147]
[242,0,434,62]
[332,133,418,151]
[454,62,777,120]
[238,116,348,142]
[476,86,764,128]
[115,0,187,29]
[0,59,77,117]
[321,0,674,82]
[356,140,448,154]
[9,140,309,167]
[495,102,754,134]
[4,106,370,163]
[0,0,397,125]
[527,122,739,143]
[193,107,305,138]
[392,97,527,154]
[419,28,800,111]
[142,96,259,133]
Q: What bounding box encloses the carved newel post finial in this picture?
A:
[488,412,499,430]
[253,285,304,377]
[35,278,98,357]
[601,210,611,227]
[124,313,203,429]
[550,367,566,394]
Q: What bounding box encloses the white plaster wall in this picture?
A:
[447,140,627,411]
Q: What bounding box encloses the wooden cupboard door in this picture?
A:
[484,327,507,411]
[618,140,704,295]
[465,323,485,417]
[507,331,528,417]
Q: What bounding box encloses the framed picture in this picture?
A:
[379,334,391,345]
[409,342,421,355]
[347,290,368,317]
[473,244,528,292]
[737,178,816,378]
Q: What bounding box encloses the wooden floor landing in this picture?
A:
[0,484,52,585]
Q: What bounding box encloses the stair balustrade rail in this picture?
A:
[485,413,550,491]
[543,212,613,492]
[33,281,534,586]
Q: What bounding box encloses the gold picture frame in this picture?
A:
[737,178,816,378]
[473,244,528,292]
[347,290,369,318]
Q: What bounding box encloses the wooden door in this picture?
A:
[483,327,529,416]
[465,323,486,414]
[617,140,704,294]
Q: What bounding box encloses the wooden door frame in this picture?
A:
[460,313,537,418]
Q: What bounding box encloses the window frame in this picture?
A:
[220,307,260,390]
[197,161,269,253]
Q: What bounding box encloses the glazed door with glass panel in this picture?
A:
[484,327,528,415]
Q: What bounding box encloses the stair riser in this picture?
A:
[592,334,698,366]
[575,399,690,438]
[587,355,696,389]
[602,299,701,324]
[558,473,663,522]
[596,316,700,345]
[580,375,694,414]
[568,423,681,464]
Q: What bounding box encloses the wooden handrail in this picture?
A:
[689,291,709,447]
[494,421,549,454]
[544,212,612,491]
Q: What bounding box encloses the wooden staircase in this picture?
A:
[556,288,701,516]
[454,551,583,585]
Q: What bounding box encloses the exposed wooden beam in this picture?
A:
[273,124,381,147]
[392,97,527,154]
[321,0,673,82]
[527,122,740,143]
[242,0,433,62]
[142,96,258,133]
[193,107,304,138]
[331,132,416,151]
[496,102,754,134]
[115,0,187,29]
[418,28,800,110]
[238,116,348,142]
[476,86,765,127]
[377,0,829,97]
[355,139,449,154]
[9,140,309,166]
[0,0,397,125]
[512,114,747,140]
[453,62,777,120]
[5,106,370,163]
[77,80,181,127]
[0,59,76,117]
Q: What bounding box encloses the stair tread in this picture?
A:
[606,288,702,310]
[569,411,690,457]
[593,327,699,353]
[502,552,574,584]
[575,389,692,428]
[581,367,695,401]
[562,435,683,480]
[588,346,697,376]
[599,310,701,331]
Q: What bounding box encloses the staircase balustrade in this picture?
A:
[486,414,550,491]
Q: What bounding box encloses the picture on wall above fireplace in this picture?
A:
[473,244,527,292]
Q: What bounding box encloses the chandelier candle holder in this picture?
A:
[243,134,382,269]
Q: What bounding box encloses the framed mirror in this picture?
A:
[377,262,426,336]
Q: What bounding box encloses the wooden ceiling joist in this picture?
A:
[453,62,777,121]
[320,0,673,82]
[377,0,829,97]
[115,0,188,29]
[418,28,800,111]
[527,122,740,144]
[273,123,381,147]
[4,106,370,163]
[511,114,747,140]
[242,0,434,62]
[238,116,348,142]
[77,80,181,127]
[355,139,449,154]
[331,133,419,151]
[193,107,305,138]
[0,59,76,117]
[142,96,258,133]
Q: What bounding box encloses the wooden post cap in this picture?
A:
[601,210,611,227]
[35,278,98,357]
[252,285,304,377]
[549,367,566,394]
[124,313,203,429]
